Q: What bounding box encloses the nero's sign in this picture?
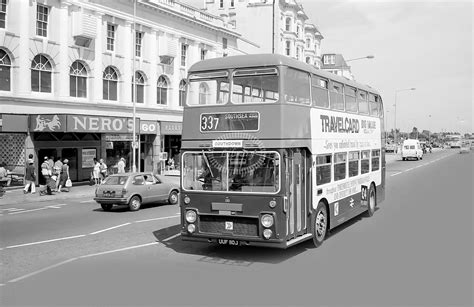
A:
[320,114,360,133]
[67,115,138,133]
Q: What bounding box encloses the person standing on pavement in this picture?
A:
[53,157,63,192]
[23,159,36,194]
[40,156,53,195]
[117,157,126,173]
[93,158,100,185]
[0,162,11,187]
[99,159,107,183]
[57,159,70,192]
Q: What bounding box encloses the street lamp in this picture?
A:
[394,87,416,144]
[132,0,137,172]
[345,55,375,62]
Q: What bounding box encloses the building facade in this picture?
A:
[321,53,354,80]
[0,0,259,182]
[203,0,323,67]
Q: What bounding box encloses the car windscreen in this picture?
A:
[103,176,129,185]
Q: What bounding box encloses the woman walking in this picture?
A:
[23,159,36,194]
[93,158,100,185]
[57,159,70,192]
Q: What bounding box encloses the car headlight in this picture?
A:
[184,196,191,204]
[185,210,197,223]
[261,214,274,228]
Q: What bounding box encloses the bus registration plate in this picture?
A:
[218,239,240,246]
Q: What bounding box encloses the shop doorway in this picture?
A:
[61,148,78,181]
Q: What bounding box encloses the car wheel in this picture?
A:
[168,190,179,205]
[129,195,141,211]
[101,204,113,211]
[311,201,328,248]
[366,184,377,217]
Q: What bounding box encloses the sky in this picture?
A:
[183,0,472,134]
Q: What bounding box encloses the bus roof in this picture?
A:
[188,53,380,96]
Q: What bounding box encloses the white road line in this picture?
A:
[135,214,180,223]
[5,235,86,249]
[390,172,403,177]
[79,242,158,258]
[8,258,78,283]
[89,223,131,235]
[4,208,24,212]
[47,206,62,209]
[405,167,414,172]
[80,200,95,203]
[163,233,180,242]
[9,207,49,215]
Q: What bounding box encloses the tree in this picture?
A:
[409,127,419,139]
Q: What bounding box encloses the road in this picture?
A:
[0,149,472,307]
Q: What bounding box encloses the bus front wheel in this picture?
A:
[366,184,377,217]
[311,202,328,247]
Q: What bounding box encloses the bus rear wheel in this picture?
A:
[366,184,377,217]
[311,202,328,247]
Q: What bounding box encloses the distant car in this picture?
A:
[460,141,471,154]
[385,144,396,153]
[94,172,179,211]
[401,139,423,161]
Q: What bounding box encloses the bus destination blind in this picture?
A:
[200,112,260,132]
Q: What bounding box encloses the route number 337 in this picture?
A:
[201,115,220,131]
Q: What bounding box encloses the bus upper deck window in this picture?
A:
[312,77,329,108]
[369,93,379,116]
[187,71,229,106]
[283,68,311,105]
[345,86,358,113]
[232,68,279,104]
[358,90,369,114]
[329,82,344,110]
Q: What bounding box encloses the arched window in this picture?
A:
[103,66,118,101]
[132,71,145,103]
[157,75,168,105]
[179,79,187,107]
[70,61,87,97]
[0,49,11,91]
[285,17,291,31]
[199,83,209,105]
[31,54,52,92]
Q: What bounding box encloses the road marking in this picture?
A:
[5,235,86,249]
[135,214,180,223]
[80,200,95,203]
[9,207,49,215]
[390,172,403,177]
[8,258,78,284]
[79,242,158,258]
[89,223,131,235]
[163,233,180,242]
[4,208,24,212]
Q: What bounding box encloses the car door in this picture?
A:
[143,173,159,203]
[153,174,169,201]
[132,175,148,203]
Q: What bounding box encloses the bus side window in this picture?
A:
[361,150,370,174]
[312,76,329,108]
[334,152,347,181]
[371,149,380,171]
[315,154,331,185]
[329,81,344,110]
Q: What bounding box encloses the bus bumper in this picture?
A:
[180,232,293,249]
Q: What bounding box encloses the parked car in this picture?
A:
[385,143,397,153]
[459,141,471,154]
[401,139,423,161]
[94,172,179,211]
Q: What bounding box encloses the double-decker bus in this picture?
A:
[179,54,385,248]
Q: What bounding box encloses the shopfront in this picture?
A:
[29,114,139,182]
[161,121,182,169]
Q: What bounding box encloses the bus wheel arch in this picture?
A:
[366,182,377,217]
[311,199,329,248]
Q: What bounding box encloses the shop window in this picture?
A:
[70,61,87,98]
[31,54,52,93]
[157,75,168,105]
[103,66,118,101]
[0,48,11,91]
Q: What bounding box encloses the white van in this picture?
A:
[401,139,423,160]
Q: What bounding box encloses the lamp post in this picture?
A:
[345,55,375,62]
[394,87,416,144]
[132,0,137,172]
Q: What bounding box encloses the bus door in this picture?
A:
[285,150,307,240]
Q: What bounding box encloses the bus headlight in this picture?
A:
[263,229,273,239]
[184,196,191,204]
[261,214,274,228]
[185,210,197,223]
[269,200,277,208]
[187,224,196,233]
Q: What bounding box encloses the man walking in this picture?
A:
[24,159,36,194]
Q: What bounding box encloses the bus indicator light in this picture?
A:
[263,229,273,239]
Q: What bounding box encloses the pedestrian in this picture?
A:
[53,157,63,191]
[117,157,126,173]
[40,156,53,195]
[0,162,11,187]
[23,159,36,194]
[99,158,108,183]
[93,157,100,185]
[57,159,70,192]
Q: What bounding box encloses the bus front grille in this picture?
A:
[199,215,259,237]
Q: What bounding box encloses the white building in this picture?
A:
[202,0,323,67]
[321,53,354,80]
[0,0,259,182]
